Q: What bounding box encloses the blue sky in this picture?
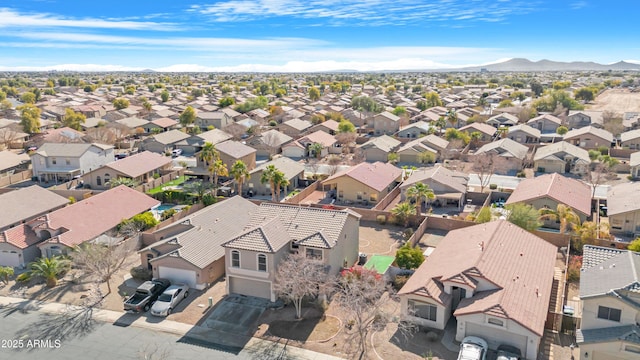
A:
[0,0,638,72]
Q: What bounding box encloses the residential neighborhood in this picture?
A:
[1,68,640,360]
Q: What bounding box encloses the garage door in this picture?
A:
[158,267,197,289]
[465,322,527,355]
[0,251,20,268]
[229,276,271,300]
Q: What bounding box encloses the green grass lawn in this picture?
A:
[147,175,188,195]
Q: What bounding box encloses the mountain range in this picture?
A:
[456,58,640,72]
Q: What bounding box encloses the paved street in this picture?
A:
[0,309,246,360]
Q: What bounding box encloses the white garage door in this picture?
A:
[465,322,527,355]
[158,267,197,289]
[229,276,271,300]
[0,251,20,268]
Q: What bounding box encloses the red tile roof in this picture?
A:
[0,224,41,249]
[504,173,592,216]
[150,117,178,128]
[37,185,159,248]
[399,220,557,336]
[323,161,402,192]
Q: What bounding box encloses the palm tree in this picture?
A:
[198,142,219,182]
[446,109,458,129]
[230,160,250,196]
[470,131,482,146]
[109,177,139,188]
[208,159,228,191]
[260,165,278,202]
[405,182,435,215]
[183,179,213,203]
[308,142,324,159]
[29,256,70,288]
[273,170,290,202]
[391,201,416,227]
[435,117,446,135]
[538,204,582,233]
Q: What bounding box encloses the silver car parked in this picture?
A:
[150,284,189,317]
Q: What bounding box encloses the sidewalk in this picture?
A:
[0,295,343,360]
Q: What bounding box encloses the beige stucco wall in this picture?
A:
[151,255,225,287]
[374,117,399,135]
[362,148,389,163]
[609,210,640,234]
[220,151,256,172]
[0,242,28,268]
[567,135,610,150]
[534,159,566,174]
[313,214,359,274]
[525,197,588,223]
[581,342,640,360]
[580,296,638,330]
[456,312,541,360]
[325,176,390,204]
[400,294,450,330]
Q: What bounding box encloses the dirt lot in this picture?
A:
[359,221,406,257]
[588,88,640,113]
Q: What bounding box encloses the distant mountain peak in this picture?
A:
[460,58,640,72]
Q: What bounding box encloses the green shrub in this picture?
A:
[376,214,386,225]
[16,272,31,282]
[161,208,177,221]
[489,183,497,190]
[393,275,410,291]
[516,171,526,178]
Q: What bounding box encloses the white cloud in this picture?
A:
[193,0,540,26]
[0,64,146,72]
[0,8,179,31]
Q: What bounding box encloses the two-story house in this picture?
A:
[245,156,305,198]
[195,111,233,130]
[472,138,529,175]
[31,143,115,183]
[567,110,604,129]
[576,245,640,360]
[563,126,614,150]
[357,135,401,163]
[222,203,361,301]
[373,111,401,135]
[399,220,556,360]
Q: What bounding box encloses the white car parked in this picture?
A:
[150,284,189,317]
[458,336,488,360]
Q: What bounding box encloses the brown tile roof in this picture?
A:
[323,161,402,192]
[459,122,497,136]
[37,185,159,248]
[505,173,592,216]
[103,151,172,178]
[150,117,178,128]
[400,165,468,194]
[216,140,256,159]
[222,217,291,253]
[0,223,41,249]
[299,130,337,147]
[399,220,557,336]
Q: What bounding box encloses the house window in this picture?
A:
[338,191,344,198]
[370,193,378,202]
[52,158,57,165]
[231,250,240,268]
[488,317,504,327]
[65,158,70,165]
[356,192,363,200]
[408,300,437,321]
[597,306,621,322]
[306,248,323,260]
[257,254,267,272]
[96,176,102,186]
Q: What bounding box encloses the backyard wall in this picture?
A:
[134,169,185,193]
[425,215,476,231]
[532,229,571,248]
[372,183,401,210]
[0,169,32,187]
[283,180,321,204]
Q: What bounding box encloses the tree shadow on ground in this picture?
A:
[244,337,306,360]
[388,327,451,359]
[266,316,322,342]
[12,304,100,353]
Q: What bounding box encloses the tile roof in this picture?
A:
[0,150,29,172]
[148,129,191,145]
[528,114,562,125]
[0,185,69,230]
[399,220,557,336]
[116,117,149,128]
[149,196,258,268]
[607,182,640,215]
[216,140,256,159]
[475,138,529,159]
[150,117,178,128]
[564,125,614,143]
[577,325,640,345]
[533,141,591,163]
[505,173,592,216]
[298,130,337,147]
[358,135,401,153]
[508,124,541,138]
[376,111,400,122]
[222,217,292,253]
[580,245,640,298]
[239,203,360,251]
[34,143,114,158]
[283,118,313,131]
[103,151,172,178]
[459,122,497,136]
[621,128,640,143]
[401,165,468,194]
[251,156,305,179]
[37,185,159,248]
[323,161,402,192]
[0,223,42,249]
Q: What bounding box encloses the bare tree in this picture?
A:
[0,124,21,150]
[106,122,132,148]
[473,152,496,192]
[71,240,136,295]
[85,126,117,145]
[261,131,281,158]
[273,252,328,319]
[307,158,321,180]
[138,343,172,360]
[334,268,413,359]
[602,110,624,136]
[583,158,618,198]
[335,132,358,154]
[326,154,342,176]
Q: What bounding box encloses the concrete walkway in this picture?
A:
[441,317,459,353]
[0,295,343,360]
